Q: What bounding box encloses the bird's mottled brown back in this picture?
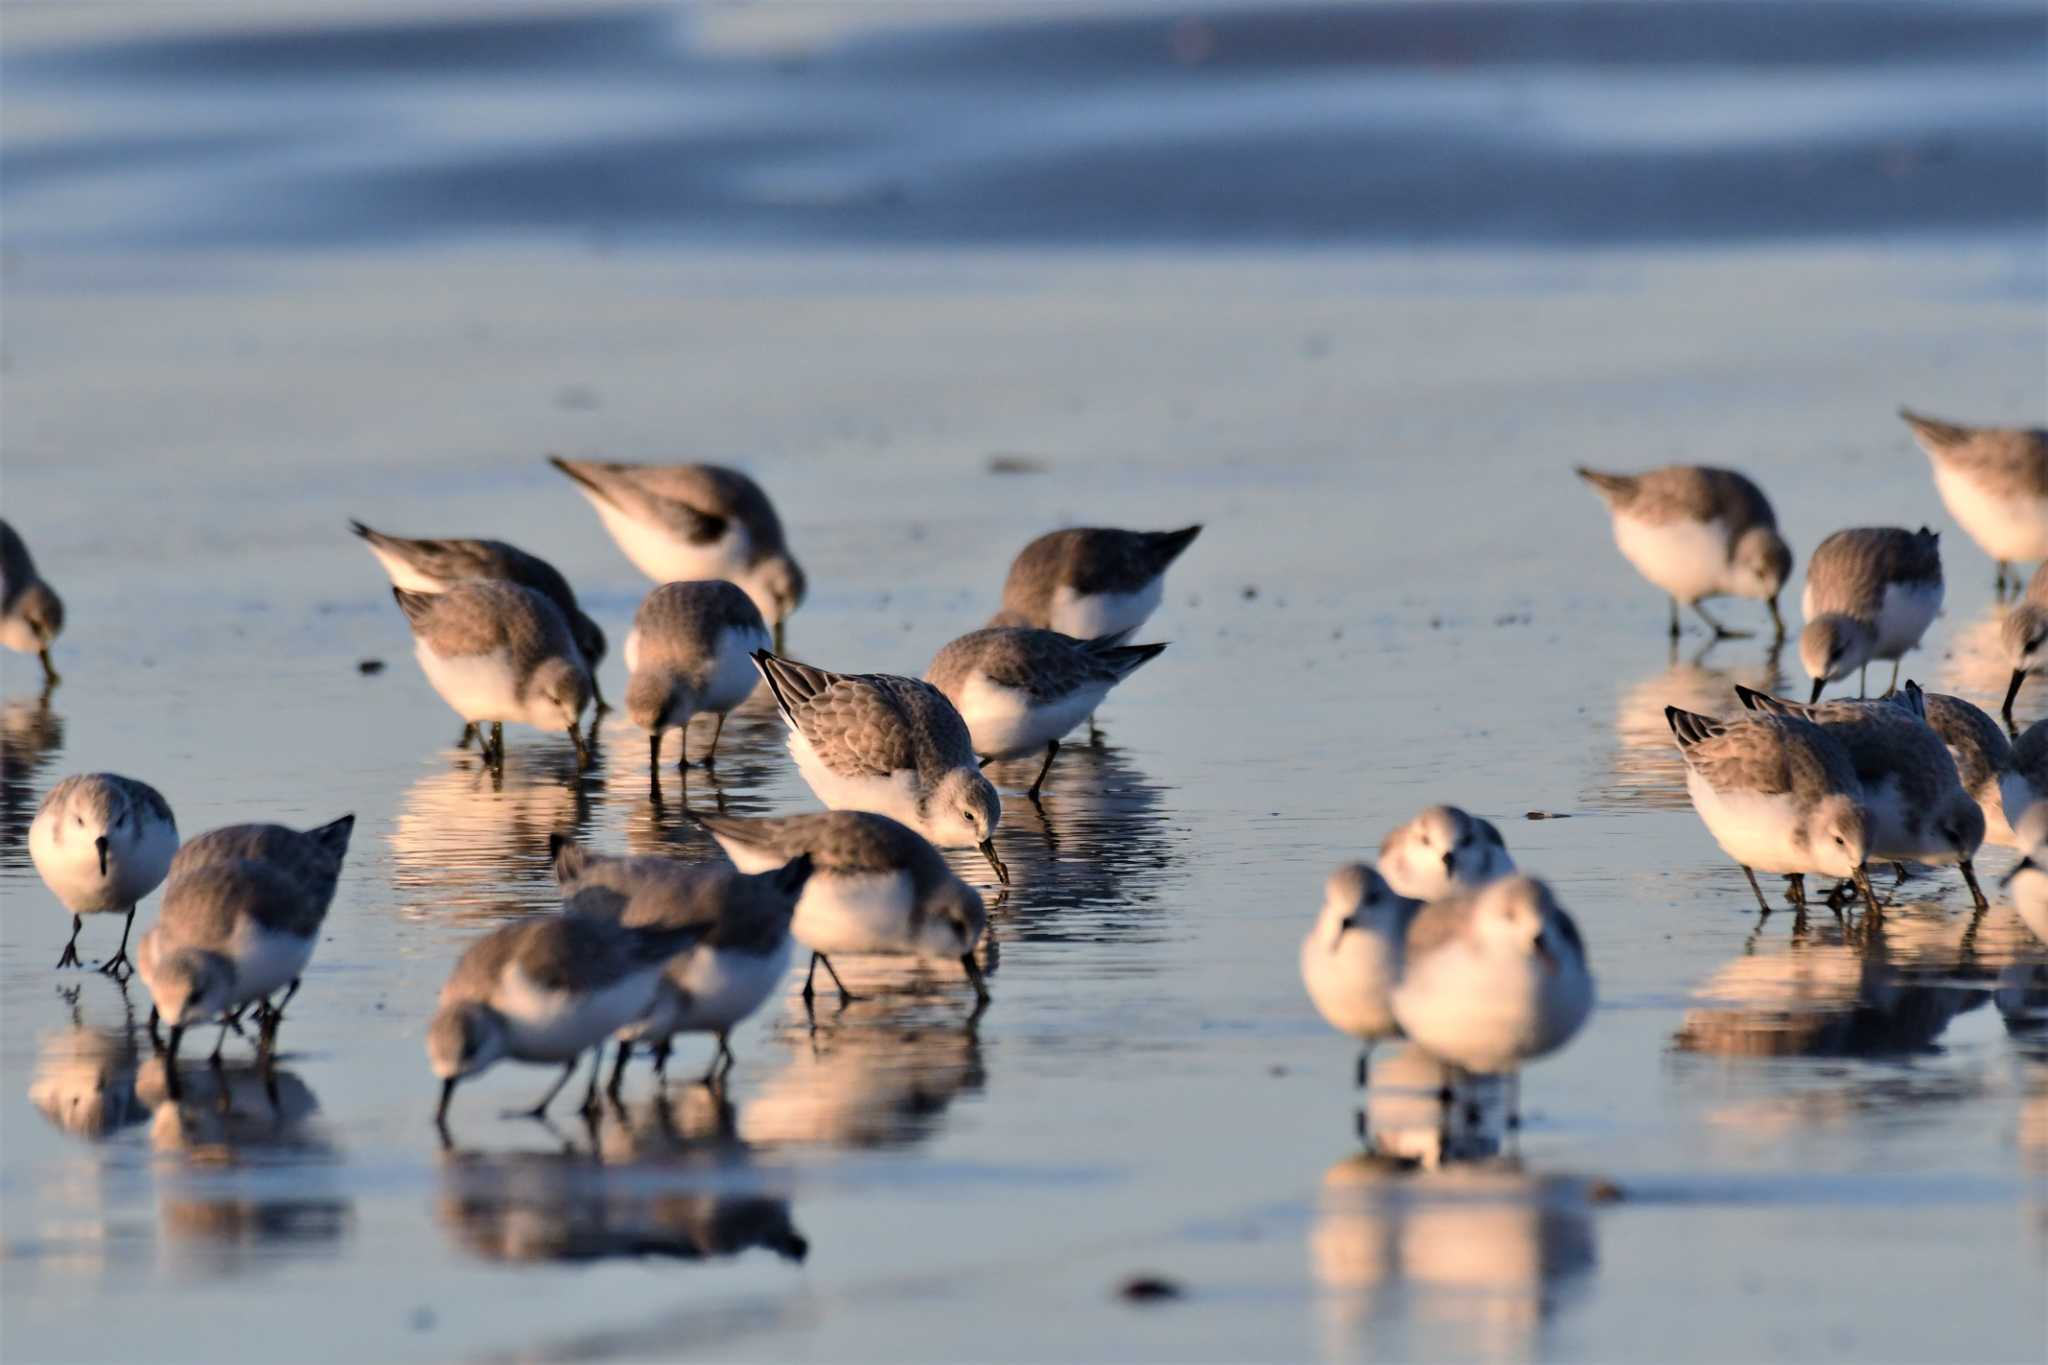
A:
[1805,527,1943,616]
[993,526,1198,626]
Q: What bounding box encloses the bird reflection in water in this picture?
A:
[0,689,64,865]
[1597,639,1784,811]
[30,1002,147,1140]
[131,1052,350,1264]
[1309,1151,1598,1362]
[598,693,791,853]
[390,750,598,918]
[1674,901,2043,1061]
[745,987,985,1150]
[975,737,1182,941]
[438,1088,806,1265]
[1350,1044,1509,1168]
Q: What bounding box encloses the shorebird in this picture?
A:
[1,520,64,688]
[1900,407,2048,597]
[1920,690,2040,847]
[1300,863,1421,1094]
[350,521,611,714]
[1377,805,1516,901]
[623,580,771,780]
[1999,563,2048,722]
[390,582,593,769]
[925,627,1166,798]
[1736,684,1988,910]
[695,809,989,1009]
[752,650,1008,884]
[988,525,1200,639]
[548,458,804,649]
[1574,465,1792,640]
[1799,526,1943,701]
[1667,705,1876,912]
[1388,876,1595,1128]
[29,774,178,975]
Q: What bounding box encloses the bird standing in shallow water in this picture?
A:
[1574,465,1792,642]
[1900,407,2048,598]
[622,580,771,783]
[0,520,65,689]
[1798,527,1943,702]
[29,773,178,976]
[1301,863,1420,1103]
[988,525,1200,640]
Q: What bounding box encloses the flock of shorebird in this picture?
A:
[7,404,2046,1147]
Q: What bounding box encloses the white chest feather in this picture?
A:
[1684,771,1815,874]
[591,498,753,586]
[788,729,925,826]
[1392,943,1593,1074]
[1300,922,1403,1041]
[1932,462,2048,563]
[415,642,549,728]
[1048,577,1164,639]
[0,616,42,653]
[702,624,772,713]
[1869,580,1943,660]
[1611,513,1736,603]
[29,813,179,915]
[498,964,659,1062]
[658,938,793,1033]
[954,672,1110,759]
[791,870,921,956]
[224,920,317,1006]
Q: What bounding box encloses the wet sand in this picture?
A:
[3,5,2047,1363]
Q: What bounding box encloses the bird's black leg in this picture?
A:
[702,713,725,770]
[504,1061,577,1120]
[1693,601,1753,640]
[56,916,84,969]
[579,1046,606,1116]
[1741,866,1773,914]
[1785,874,1806,910]
[97,907,137,978]
[1027,740,1060,802]
[607,1041,632,1102]
[457,722,477,749]
[816,952,860,1005]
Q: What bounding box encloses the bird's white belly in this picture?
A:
[2012,863,2048,945]
[1684,773,1814,874]
[416,643,544,727]
[1049,578,1163,638]
[502,966,658,1062]
[792,870,920,956]
[590,498,751,585]
[663,939,793,1032]
[224,923,316,1007]
[788,730,925,826]
[1392,947,1592,1074]
[1,616,44,652]
[1870,581,1943,661]
[1994,772,2042,848]
[956,673,1110,759]
[1300,925,1403,1041]
[1856,772,1952,863]
[1612,513,1733,603]
[1933,463,2048,563]
[701,625,772,713]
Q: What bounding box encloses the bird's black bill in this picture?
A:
[961,952,990,1004]
[436,1077,458,1127]
[95,836,109,876]
[569,725,591,772]
[2005,668,2026,718]
[979,839,1010,886]
[1809,678,1826,703]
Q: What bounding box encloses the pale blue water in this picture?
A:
[2,5,2045,1362]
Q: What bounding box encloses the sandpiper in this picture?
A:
[623,580,771,780]
[1377,805,1516,901]
[925,627,1166,798]
[1999,563,2048,721]
[1900,408,2048,596]
[988,525,1200,639]
[1920,690,2040,847]
[550,836,810,1092]
[1,520,64,688]
[427,911,704,1126]
[1799,526,1943,701]
[752,650,1008,884]
[1300,863,1420,1092]
[29,774,178,975]
[1388,876,1595,1126]
[390,582,593,769]
[1574,465,1792,639]
[548,458,804,649]
[136,815,355,1068]
[1667,706,1876,912]
[350,521,610,712]
[695,809,989,1008]
[1736,683,1988,909]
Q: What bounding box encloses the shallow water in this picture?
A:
[4,5,2048,1363]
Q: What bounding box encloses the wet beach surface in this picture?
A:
[3,5,2047,1362]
